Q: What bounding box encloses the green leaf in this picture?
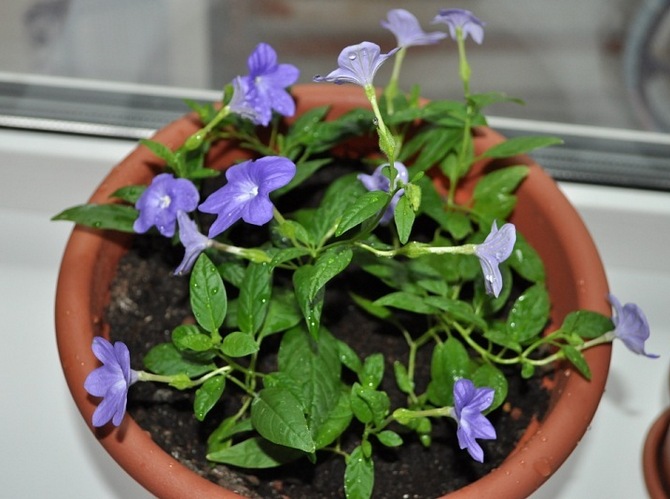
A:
[313,388,353,449]
[374,291,438,314]
[422,296,487,330]
[560,310,613,340]
[190,254,227,335]
[293,265,324,338]
[207,417,254,450]
[508,233,546,283]
[274,219,314,247]
[484,320,522,352]
[507,284,550,343]
[350,292,393,322]
[394,194,415,244]
[427,338,474,406]
[471,363,508,412]
[336,339,363,374]
[400,126,459,173]
[393,361,414,395]
[469,91,525,109]
[207,436,303,468]
[344,445,374,499]
[562,345,592,380]
[351,383,390,427]
[140,138,182,174]
[172,324,214,352]
[258,289,303,339]
[111,185,145,204]
[308,246,353,301]
[278,327,343,443]
[336,190,390,236]
[473,166,529,202]
[143,342,215,377]
[194,375,226,421]
[251,387,316,453]
[376,430,403,447]
[308,173,363,243]
[51,204,138,232]
[237,262,272,336]
[221,331,259,357]
[478,136,563,159]
[359,353,384,390]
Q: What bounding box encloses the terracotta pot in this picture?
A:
[644,407,670,498]
[55,83,611,498]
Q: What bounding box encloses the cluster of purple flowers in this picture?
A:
[314,8,484,89]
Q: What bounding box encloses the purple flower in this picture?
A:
[357,162,409,224]
[313,41,398,87]
[199,156,296,238]
[175,210,211,275]
[381,9,447,48]
[240,43,299,126]
[133,173,199,238]
[228,76,264,125]
[452,378,496,462]
[609,294,659,358]
[474,222,516,298]
[84,337,138,427]
[432,9,485,44]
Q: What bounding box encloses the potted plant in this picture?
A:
[54,8,657,498]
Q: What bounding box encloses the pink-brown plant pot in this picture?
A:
[55,84,611,498]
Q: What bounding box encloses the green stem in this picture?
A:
[384,47,407,115]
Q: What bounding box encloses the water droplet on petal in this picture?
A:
[348,53,357,61]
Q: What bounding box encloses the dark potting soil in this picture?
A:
[106,235,550,499]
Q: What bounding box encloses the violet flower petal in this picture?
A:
[452,378,496,463]
[84,337,138,427]
[357,162,409,224]
[313,41,398,87]
[133,173,199,238]
[381,8,447,48]
[175,211,211,275]
[432,9,486,45]
[609,294,659,358]
[199,156,296,238]
[240,43,299,126]
[474,221,516,298]
[228,76,264,125]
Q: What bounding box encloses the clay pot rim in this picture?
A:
[55,83,611,499]
[643,407,670,498]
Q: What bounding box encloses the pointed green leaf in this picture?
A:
[376,430,403,447]
[251,387,316,453]
[52,204,138,232]
[507,283,550,343]
[560,310,613,340]
[394,194,415,244]
[207,436,303,468]
[336,190,389,236]
[478,136,563,159]
[194,375,226,421]
[190,254,226,335]
[427,338,474,406]
[293,265,324,338]
[172,324,214,352]
[344,446,374,499]
[308,246,353,301]
[221,331,259,357]
[562,345,592,380]
[111,185,145,204]
[471,363,508,412]
[143,342,214,377]
[237,262,272,336]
